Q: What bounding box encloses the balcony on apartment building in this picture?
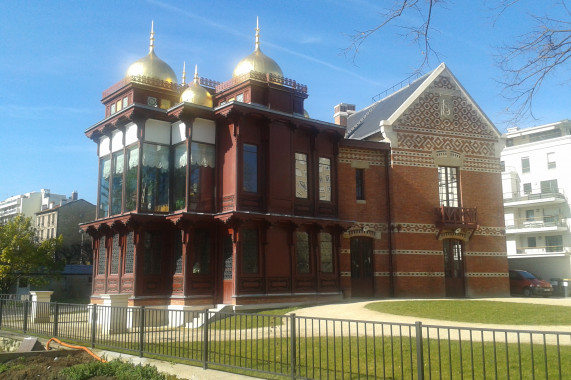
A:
[503,188,567,207]
[511,244,568,257]
[505,216,569,234]
[434,206,478,230]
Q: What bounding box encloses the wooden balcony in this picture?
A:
[434,206,478,230]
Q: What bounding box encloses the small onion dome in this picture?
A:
[233,18,283,78]
[126,22,178,83]
[304,109,310,118]
[181,65,213,107]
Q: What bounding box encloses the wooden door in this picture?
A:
[443,239,465,297]
[351,237,374,297]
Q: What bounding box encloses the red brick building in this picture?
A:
[83,25,508,309]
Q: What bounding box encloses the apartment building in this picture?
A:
[501,120,571,280]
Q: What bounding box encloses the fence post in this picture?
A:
[290,313,296,380]
[139,306,145,358]
[53,302,59,337]
[415,321,424,380]
[23,299,29,333]
[202,309,209,370]
[90,304,97,349]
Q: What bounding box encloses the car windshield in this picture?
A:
[520,271,537,280]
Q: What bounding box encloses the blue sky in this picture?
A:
[0,1,568,204]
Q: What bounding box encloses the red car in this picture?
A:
[509,270,553,297]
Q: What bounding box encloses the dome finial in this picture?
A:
[194,64,199,83]
[181,61,186,85]
[255,17,260,50]
[149,20,155,53]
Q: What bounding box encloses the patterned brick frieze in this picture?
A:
[374,272,390,276]
[391,150,501,173]
[394,272,444,277]
[473,226,505,237]
[465,251,507,257]
[340,271,351,277]
[373,250,389,255]
[465,272,509,278]
[394,250,443,256]
[396,223,438,234]
[338,148,385,166]
[343,223,388,239]
[397,133,496,157]
[463,157,502,173]
[340,249,350,255]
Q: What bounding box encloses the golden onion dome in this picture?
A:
[304,109,310,118]
[126,22,178,83]
[181,65,213,107]
[233,18,283,78]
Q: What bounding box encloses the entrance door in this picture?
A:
[351,237,374,297]
[443,239,465,297]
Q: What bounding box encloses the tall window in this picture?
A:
[97,238,106,276]
[243,144,258,192]
[296,232,310,274]
[124,232,134,274]
[190,142,215,212]
[173,230,183,274]
[124,145,138,212]
[295,153,308,198]
[540,179,558,194]
[192,228,211,275]
[438,166,459,207]
[356,169,365,200]
[319,232,333,273]
[527,236,537,248]
[111,151,124,216]
[319,157,331,201]
[546,235,563,252]
[521,157,530,173]
[242,228,258,274]
[173,143,187,211]
[110,235,120,275]
[98,157,111,218]
[547,152,556,169]
[523,183,532,194]
[141,143,170,212]
[525,209,535,221]
[143,231,162,275]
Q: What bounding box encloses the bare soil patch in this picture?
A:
[0,350,99,379]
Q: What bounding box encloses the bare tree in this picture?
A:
[346,0,570,124]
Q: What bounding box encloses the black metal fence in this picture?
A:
[0,296,569,379]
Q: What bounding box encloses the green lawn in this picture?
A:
[365,300,571,325]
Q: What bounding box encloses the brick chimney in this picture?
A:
[333,103,355,127]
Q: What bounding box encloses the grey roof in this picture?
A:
[346,72,432,140]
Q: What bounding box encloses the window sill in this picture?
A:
[356,200,366,204]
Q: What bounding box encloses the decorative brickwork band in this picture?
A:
[373,250,389,255]
[374,272,390,276]
[394,250,443,256]
[394,223,438,234]
[473,226,505,236]
[340,272,351,277]
[465,251,507,257]
[340,249,350,255]
[465,272,509,278]
[394,272,444,277]
[391,150,501,173]
[338,148,385,166]
[397,133,496,158]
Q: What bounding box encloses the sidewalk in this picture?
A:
[290,296,571,333]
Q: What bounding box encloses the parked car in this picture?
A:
[509,269,553,297]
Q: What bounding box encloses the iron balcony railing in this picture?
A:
[0,296,569,379]
[435,206,478,229]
